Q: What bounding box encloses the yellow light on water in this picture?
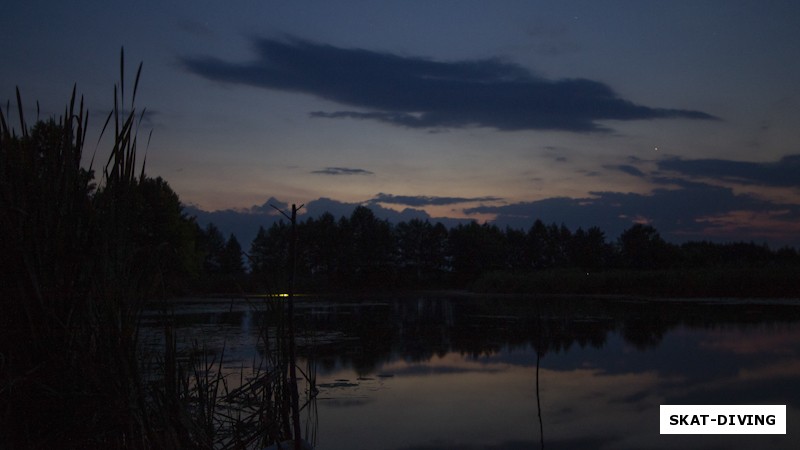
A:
[247,293,307,299]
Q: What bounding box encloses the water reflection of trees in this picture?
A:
[289,296,800,372]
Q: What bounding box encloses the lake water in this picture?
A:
[141,294,800,450]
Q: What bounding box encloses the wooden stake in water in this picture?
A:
[287,204,303,450]
[271,202,306,450]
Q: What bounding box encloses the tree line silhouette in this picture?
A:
[192,205,800,294]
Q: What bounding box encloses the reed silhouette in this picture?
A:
[0,50,316,449]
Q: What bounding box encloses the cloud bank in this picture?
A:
[311,167,374,175]
[472,154,800,245]
[186,153,800,248]
[657,154,800,187]
[466,182,800,245]
[183,36,716,132]
[371,193,503,207]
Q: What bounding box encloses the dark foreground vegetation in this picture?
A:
[1,57,307,449]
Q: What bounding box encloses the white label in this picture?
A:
[660,405,786,434]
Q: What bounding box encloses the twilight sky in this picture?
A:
[4,1,800,247]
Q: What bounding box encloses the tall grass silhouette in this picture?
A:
[1,49,313,449]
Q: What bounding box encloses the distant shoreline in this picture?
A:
[155,287,800,307]
[467,267,800,299]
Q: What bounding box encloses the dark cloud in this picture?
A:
[658,154,800,187]
[371,193,503,207]
[606,164,646,177]
[467,183,800,245]
[247,196,288,214]
[182,37,716,132]
[311,167,374,175]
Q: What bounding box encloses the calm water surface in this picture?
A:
[141,294,800,450]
